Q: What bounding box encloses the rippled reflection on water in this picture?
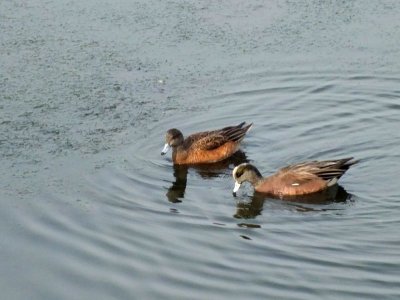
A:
[4,70,400,300]
[13,71,399,300]
[166,151,249,203]
[2,0,400,299]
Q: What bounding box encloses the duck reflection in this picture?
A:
[234,185,351,219]
[166,150,248,203]
[166,164,188,203]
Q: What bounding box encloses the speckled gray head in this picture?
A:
[232,163,249,193]
[232,163,262,194]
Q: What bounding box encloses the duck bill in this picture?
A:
[161,143,170,155]
[233,181,241,194]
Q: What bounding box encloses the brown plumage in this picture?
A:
[161,122,252,164]
[232,157,358,197]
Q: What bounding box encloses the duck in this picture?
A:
[232,157,358,197]
[161,122,252,164]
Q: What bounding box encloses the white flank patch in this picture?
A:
[292,183,300,186]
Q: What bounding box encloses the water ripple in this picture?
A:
[7,70,400,300]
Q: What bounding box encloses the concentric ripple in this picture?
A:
[6,71,400,300]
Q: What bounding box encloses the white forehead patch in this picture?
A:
[292,183,300,186]
[232,165,240,177]
[232,163,249,178]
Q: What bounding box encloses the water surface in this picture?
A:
[1,0,400,299]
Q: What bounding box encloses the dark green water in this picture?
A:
[1,0,400,299]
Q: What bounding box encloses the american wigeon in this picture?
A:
[232,157,358,197]
[161,122,252,164]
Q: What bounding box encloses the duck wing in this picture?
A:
[281,157,358,181]
[185,122,252,150]
[190,133,228,150]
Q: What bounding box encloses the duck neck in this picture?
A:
[242,166,263,187]
[171,146,178,161]
[172,145,187,161]
[249,172,263,187]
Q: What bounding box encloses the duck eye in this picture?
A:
[236,169,243,177]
